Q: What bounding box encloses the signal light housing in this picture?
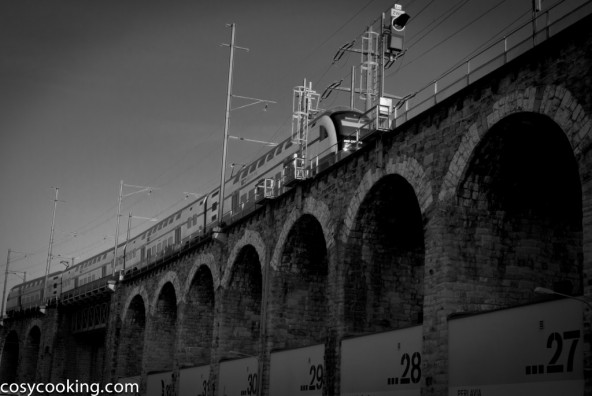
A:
[387,6,410,53]
[391,13,410,31]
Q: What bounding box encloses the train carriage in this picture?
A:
[5,105,372,313]
[6,271,62,314]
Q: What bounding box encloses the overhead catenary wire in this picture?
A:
[6,0,544,284]
[392,0,512,75]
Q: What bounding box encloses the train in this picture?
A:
[5,104,381,316]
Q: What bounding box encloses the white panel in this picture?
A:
[116,376,140,396]
[146,371,173,396]
[269,344,324,396]
[219,357,258,396]
[341,325,422,396]
[449,299,584,396]
[179,365,210,396]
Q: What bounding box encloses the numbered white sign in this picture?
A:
[269,344,324,396]
[146,371,174,396]
[449,299,584,396]
[116,376,140,396]
[219,357,259,396]
[341,325,422,396]
[179,365,210,396]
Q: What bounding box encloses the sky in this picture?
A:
[0,0,587,295]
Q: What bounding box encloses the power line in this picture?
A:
[388,0,511,78]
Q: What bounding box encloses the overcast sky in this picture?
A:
[0,0,585,292]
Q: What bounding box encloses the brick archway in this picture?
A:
[183,252,218,297]
[121,286,149,324]
[438,85,592,201]
[271,196,333,271]
[340,155,432,244]
[221,229,266,288]
[150,270,182,312]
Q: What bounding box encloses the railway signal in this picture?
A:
[326,4,410,114]
[388,5,410,53]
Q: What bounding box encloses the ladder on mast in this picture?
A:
[290,79,320,183]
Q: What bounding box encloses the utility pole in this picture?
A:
[218,23,238,227]
[1,249,11,319]
[43,187,59,303]
[217,24,275,230]
[112,181,154,277]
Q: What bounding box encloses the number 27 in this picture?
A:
[547,330,580,373]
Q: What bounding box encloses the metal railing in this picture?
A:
[393,0,592,127]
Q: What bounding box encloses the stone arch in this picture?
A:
[271,196,333,270]
[145,279,179,373]
[117,293,147,378]
[183,252,218,296]
[449,110,582,307]
[342,173,425,333]
[0,330,19,382]
[21,325,41,382]
[219,243,263,357]
[221,229,266,288]
[23,319,43,339]
[439,85,592,201]
[269,213,329,350]
[340,156,432,244]
[121,285,150,324]
[178,264,215,367]
[150,270,182,312]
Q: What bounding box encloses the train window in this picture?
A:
[285,140,292,149]
[240,170,247,179]
[266,152,274,162]
[187,218,192,229]
[193,214,198,225]
[157,224,162,231]
[257,158,265,168]
[212,202,218,211]
[212,191,219,197]
[176,213,181,220]
[275,144,283,156]
[320,126,328,141]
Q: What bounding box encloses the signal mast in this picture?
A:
[324,4,411,130]
[286,5,410,186]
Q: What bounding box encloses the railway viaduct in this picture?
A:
[2,7,592,396]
